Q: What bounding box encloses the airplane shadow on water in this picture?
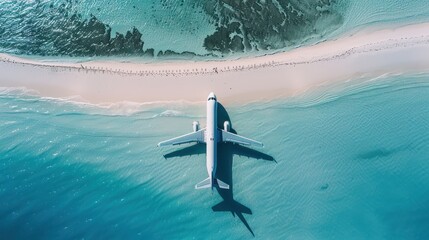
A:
[163,103,276,236]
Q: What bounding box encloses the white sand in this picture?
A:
[1,23,429,104]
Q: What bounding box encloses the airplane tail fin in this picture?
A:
[195,177,211,189]
[216,178,230,189]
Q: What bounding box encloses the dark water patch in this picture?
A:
[0,1,151,57]
[320,183,329,190]
[357,144,413,160]
[200,0,343,54]
[358,148,398,160]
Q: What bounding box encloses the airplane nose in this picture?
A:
[208,92,216,99]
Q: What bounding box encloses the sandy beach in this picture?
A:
[1,22,429,105]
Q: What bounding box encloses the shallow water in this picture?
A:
[1,0,428,58]
[333,0,429,36]
[1,73,428,239]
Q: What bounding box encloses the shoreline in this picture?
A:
[1,22,429,104]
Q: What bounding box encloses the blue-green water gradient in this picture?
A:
[1,73,429,239]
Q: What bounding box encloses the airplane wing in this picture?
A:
[158,129,205,147]
[219,129,263,147]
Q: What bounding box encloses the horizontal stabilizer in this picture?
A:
[216,178,230,189]
[195,177,211,189]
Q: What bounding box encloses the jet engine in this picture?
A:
[193,121,200,132]
[223,121,230,132]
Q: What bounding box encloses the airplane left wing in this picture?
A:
[158,129,205,147]
[219,129,263,147]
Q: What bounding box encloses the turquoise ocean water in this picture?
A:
[336,0,429,33]
[1,0,429,58]
[1,73,428,239]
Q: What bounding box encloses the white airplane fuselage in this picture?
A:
[206,93,217,187]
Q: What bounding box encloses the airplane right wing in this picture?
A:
[158,129,205,147]
[219,129,263,147]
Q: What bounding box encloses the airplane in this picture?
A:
[157,92,263,190]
